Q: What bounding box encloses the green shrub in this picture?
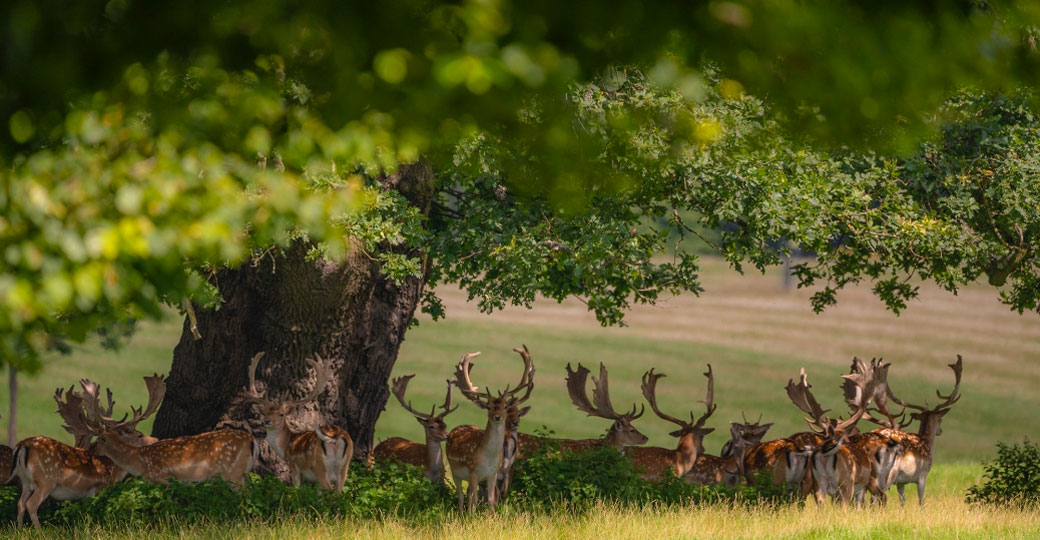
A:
[0,461,452,526]
[508,439,792,511]
[966,439,1040,508]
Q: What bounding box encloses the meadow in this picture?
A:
[3,258,1038,538]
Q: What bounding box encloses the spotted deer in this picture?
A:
[372,375,458,484]
[689,414,772,486]
[842,357,908,505]
[786,367,874,506]
[13,376,163,528]
[83,376,257,488]
[742,431,822,493]
[244,352,353,491]
[873,356,963,506]
[445,350,533,512]
[627,365,717,481]
[525,362,648,455]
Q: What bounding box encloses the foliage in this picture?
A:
[509,439,792,511]
[966,439,1040,508]
[0,462,452,526]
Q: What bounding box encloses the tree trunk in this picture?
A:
[152,162,434,477]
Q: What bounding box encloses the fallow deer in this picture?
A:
[445,350,533,512]
[525,362,647,455]
[372,375,458,484]
[13,376,163,528]
[244,352,353,491]
[84,376,257,488]
[494,345,534,501]
[842,357,908,505]
[689,415,772,486]
[786,368,874,506]
[873,356,963,506]
[627,365,717,481]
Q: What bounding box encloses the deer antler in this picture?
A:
[506,345,535,406]
[455,352,490,409]
[436,379,459,419]
[850,358,908,429]
[54,386,94,446]
[567,363,642,420]
[786,368,830,435]
[391,374,458,421]
[81,374,166,431]
[641,368,692,430]
[243,352,273,406]
[887,355,964,414]
[283,355,332,408]
[693,364,717,429]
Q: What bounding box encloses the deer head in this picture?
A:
[642,364,717,442]
[391,374,458,442]
[455,350,533,426]
[244,352,332,432]
[566,362,648,446]
[885,355,963,438]
[58,374,165,447]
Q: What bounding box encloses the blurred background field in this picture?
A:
[4,257,1037,463]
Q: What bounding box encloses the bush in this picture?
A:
[966,439,1040,508]
[508,439,792,511]
[0,461,452,526]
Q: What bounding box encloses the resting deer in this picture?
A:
[786,368,874,507]
[627,365,717,481]
[690,415,773,486]
[85,375,257,488]
[372,375,458,484]
[244,352,353,491]
[520,362,647,455]
[13,376,162,528]
[446,350,532,512]
[872,356,963,506]
[494,345,534,501]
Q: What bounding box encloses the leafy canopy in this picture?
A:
[2,1,1040,367]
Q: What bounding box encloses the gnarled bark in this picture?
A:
[152,162,433,477]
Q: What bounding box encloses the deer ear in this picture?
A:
[669,429,683,437]
[518,406,531,417]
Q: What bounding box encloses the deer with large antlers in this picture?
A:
[533,362,648,455]
[786,367,875,506]
[842,357,908,505]
[12,376,163,528]
[445,349,533,512]
[372,376,458,484]
[870,355,963,506]
[244,352,353,491]
[493,345,534,501]
[84,374,257,488]
[627,365,717,481]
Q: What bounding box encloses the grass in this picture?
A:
[1,257,1037,538]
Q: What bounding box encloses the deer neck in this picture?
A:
[424,430,445,483]
[265,422,293,460]
[480,417,506,465]
[675,432,701,475]
[100,437,147,477]
[917,416,940,454]
[602,424,624,449]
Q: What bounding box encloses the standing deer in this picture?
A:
[84,376,257,488]
[244,352,353,491]
[786,368,874,506]
[13,376,163,528]
[445,350,533,512]
[372,375,458,484]
[843,357,908,505]
[873,356,963,506]
[494,345,534,501]
[627,365,717,481]
[522,362,647,455]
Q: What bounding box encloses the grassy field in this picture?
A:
[2,258,1038,538]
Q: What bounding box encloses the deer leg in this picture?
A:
[288,464,301,487]
[487,475,498,512]
[896,483,907,506]
[16,482,32,528]
[455,479,465,514]
[916,478,926,507]
[25,484,50,528]
[466,471,479,512]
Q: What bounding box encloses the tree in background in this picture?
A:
[1,1,1038,462]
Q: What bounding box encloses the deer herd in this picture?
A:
[0,346,963,527]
